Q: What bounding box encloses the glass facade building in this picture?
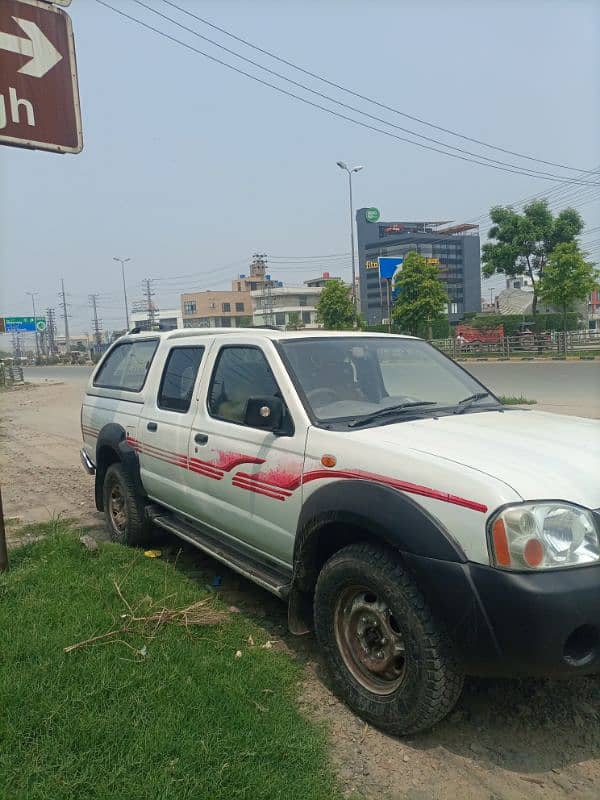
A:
[356,209,481,325]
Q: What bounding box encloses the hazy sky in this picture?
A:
[1,0,599,340]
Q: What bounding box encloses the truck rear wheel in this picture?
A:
[103,463,153,547]
[314,542,464,735]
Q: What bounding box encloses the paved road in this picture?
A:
[464,361,600,418]
[24,365,92,386]
[23,361,600,418]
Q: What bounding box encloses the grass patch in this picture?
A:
[499,395,537,405]
[0,524,337,800]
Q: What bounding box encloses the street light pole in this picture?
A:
[26,291,40,361]
[113,257,131,330]
[337,161,363,309]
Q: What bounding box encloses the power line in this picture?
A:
[467,168,600,228]
[94,0,599,186]
[130,0,600,184]
[158,0,593,175]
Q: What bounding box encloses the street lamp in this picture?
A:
[113,257,131,330]
[336,161,363,309]
[25,291,40,361]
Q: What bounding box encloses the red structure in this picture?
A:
[456,324,505,343]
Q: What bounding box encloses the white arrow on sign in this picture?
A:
[0,17,62,78]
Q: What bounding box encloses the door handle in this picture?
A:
[194,432,208,445]
[147,422,158,432]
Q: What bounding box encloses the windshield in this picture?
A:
[280,337,499,425]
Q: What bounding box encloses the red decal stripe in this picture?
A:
[233,472,292,497]
[234,470,301,492]
[232,476,292,497]
[232,479,288,501]
[213,453,266,471]
[188,457,226,476]
[188,464,224,481]
[302,469,487,513]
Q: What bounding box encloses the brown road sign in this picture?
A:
[0,0,82,153]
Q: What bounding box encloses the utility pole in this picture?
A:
[89,294,103,346]
[59,278,71,355]
[46,308,58,356]
[113,257,131,330]
[336,161,364,310]
[142,278,157,329]
[254,253,272,327]
[11,330,22,359]
[25,291,40,362]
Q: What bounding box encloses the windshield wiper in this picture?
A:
[349,401,437,428]
[454,391,492,414]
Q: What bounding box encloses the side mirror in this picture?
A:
[244,396,284,431]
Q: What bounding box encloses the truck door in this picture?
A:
[139,344,206,515]
[186,339,308,566]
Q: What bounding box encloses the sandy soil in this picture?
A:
[0,381,103,542]
[1,380,599,799]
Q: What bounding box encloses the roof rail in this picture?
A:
[166,327,278,340]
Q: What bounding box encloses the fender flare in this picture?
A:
[288,479,468,634]
[94,423,145,511]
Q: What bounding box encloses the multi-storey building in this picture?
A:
[356,209,481,325]
[251,285,322,329]
[181,290,252,328]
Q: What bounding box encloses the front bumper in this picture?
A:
[80,447,95,475]
[403,553,600,678]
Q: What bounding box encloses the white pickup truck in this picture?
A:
[81,328,600,734]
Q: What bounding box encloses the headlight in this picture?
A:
[489,503,600,570]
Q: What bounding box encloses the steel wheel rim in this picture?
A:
[334,585,407,695]
[108,482,127,533]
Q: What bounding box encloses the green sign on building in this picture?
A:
[365,207,380,223]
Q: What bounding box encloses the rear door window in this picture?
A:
[158,346,205,412]
[94,339,158,392]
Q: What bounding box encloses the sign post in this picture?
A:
[0,0,82,153]
[378,257,403,334]
[0,487,8,573]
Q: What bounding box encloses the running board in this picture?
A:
[148,508,291,599]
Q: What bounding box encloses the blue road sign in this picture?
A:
[4,316,46,333]
[378,257,403,280]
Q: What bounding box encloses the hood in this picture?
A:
[352,410,600,509]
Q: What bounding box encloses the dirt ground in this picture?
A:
[1,380,599,799]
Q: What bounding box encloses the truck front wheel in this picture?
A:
[314,542,464,735]
[103,463,152,547]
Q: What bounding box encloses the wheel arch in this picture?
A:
[288,479,467,634]
[95,423,145,511]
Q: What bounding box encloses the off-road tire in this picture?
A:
[103,462,153,547]
[314,542,464,735]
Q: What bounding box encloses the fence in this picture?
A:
[431,330,600,359]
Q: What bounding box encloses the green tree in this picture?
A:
[392,252,447,338]
[316,280,356,330]
[538,243,598,331]
[285,311,305,331]
[482,200,583,315]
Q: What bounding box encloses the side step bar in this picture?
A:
[148,508,291,599]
